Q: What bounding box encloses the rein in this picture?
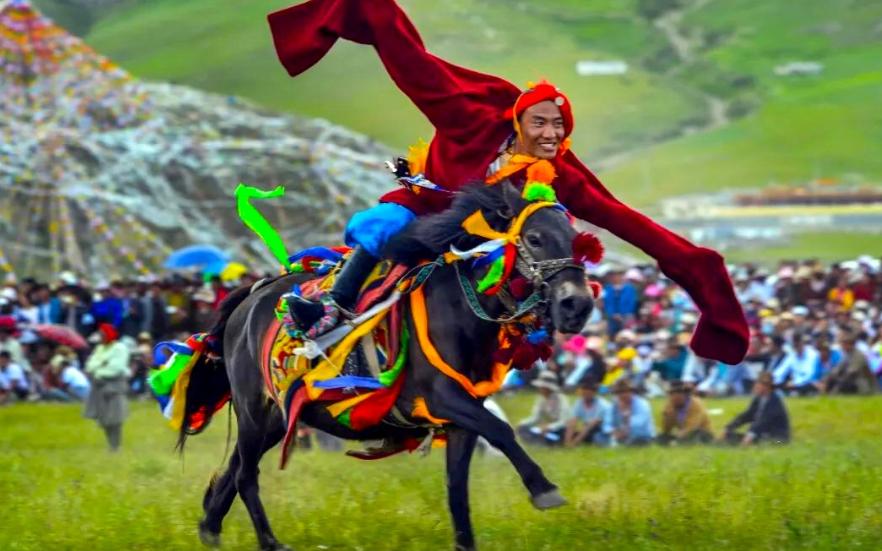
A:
[399,200,584,325]
[454,262,545,324]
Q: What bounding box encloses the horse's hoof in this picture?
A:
[261,543,293,551]
[198,524,221,548]
[531,488,567,510]
[455,545,477,551]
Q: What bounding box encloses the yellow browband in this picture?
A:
[460,201,558,243]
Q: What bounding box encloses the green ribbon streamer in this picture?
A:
[476,255,505,293]
[235,183,289,267]
[338,409,352,428]
[148,353,192,397]
[379,324,410,387]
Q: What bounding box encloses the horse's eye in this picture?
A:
[525,232,543,248]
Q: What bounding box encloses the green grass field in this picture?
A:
[2,394,881,550]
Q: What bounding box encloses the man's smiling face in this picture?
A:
[515,100,565,160]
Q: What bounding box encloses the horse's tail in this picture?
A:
[175,284,253,452]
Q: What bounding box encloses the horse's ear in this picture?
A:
[499,180,521,218]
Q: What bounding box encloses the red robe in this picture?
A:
[268,0,749,364]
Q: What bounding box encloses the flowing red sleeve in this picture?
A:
[556,152,749,365]
[268,0,520,142]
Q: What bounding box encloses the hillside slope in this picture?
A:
[30,0,882,262]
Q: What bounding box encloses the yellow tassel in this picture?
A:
[407,138,429,176]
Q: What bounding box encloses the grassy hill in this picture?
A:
[32,0,882,260]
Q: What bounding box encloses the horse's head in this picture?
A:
[386,180,598,334]
[495,181,595,333]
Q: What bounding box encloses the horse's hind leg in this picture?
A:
[199,450,240,546]
[199,421,286,547]
[235,406,290,551]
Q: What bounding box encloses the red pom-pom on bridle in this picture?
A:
[573,232,604,265]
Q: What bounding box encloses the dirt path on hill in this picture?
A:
[596,0,729,171]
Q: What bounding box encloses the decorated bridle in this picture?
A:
[446,189,603,324]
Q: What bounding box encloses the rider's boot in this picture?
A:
[288,246,379,337]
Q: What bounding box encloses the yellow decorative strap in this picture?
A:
[410,286,511,398]
[412,397,450,425]
[303,311,387,400]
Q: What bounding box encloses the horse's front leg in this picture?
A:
[430,386,565,510]
[446,426,478,551]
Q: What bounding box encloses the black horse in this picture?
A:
[184,181,594,550]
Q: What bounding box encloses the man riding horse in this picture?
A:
[269,0,749,365]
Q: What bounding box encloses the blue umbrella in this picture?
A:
[163,245,230,269]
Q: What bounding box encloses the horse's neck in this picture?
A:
[420,265,505,377]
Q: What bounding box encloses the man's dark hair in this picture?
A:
[579,378,599,391]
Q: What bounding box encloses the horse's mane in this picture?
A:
[384,182,528,264]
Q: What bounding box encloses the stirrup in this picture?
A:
[304,301,342,339]
[287,293,324,327]
[286,286,360,339]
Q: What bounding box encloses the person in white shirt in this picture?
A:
[517,371,569,446]
[61,364,90,401]
[46,354,91,401]
[772,333,821,395]
[0,326,30,373]
[0,350,30,402]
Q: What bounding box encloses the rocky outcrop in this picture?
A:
[1,0,393,279]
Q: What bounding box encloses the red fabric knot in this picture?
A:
[573,232,604,265]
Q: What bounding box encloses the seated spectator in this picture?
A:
[603,268,637,336]
[610,378,656,446]
[43,354,90,402]
[824,333,878,395]
[0,350,30,402]
[828,277,854,312]
[658,381,712,445]
[0,322,30,373]
[815,336,842,381]
[722,372,790,446]
[773,333,821,395]
[129,332,153,396]
[681,349,709,387]
[600,348,634,392]
[516,371,569,446]
[563,336,606,389]
[563,380,612,447]
[651,335,688,383]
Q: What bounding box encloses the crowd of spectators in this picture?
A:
[0,270,265,404]
[510,255,881,446]
[1,256,880,449]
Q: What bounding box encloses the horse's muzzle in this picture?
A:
[550,279,593,334]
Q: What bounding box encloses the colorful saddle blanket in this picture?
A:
[264,251,419,467]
